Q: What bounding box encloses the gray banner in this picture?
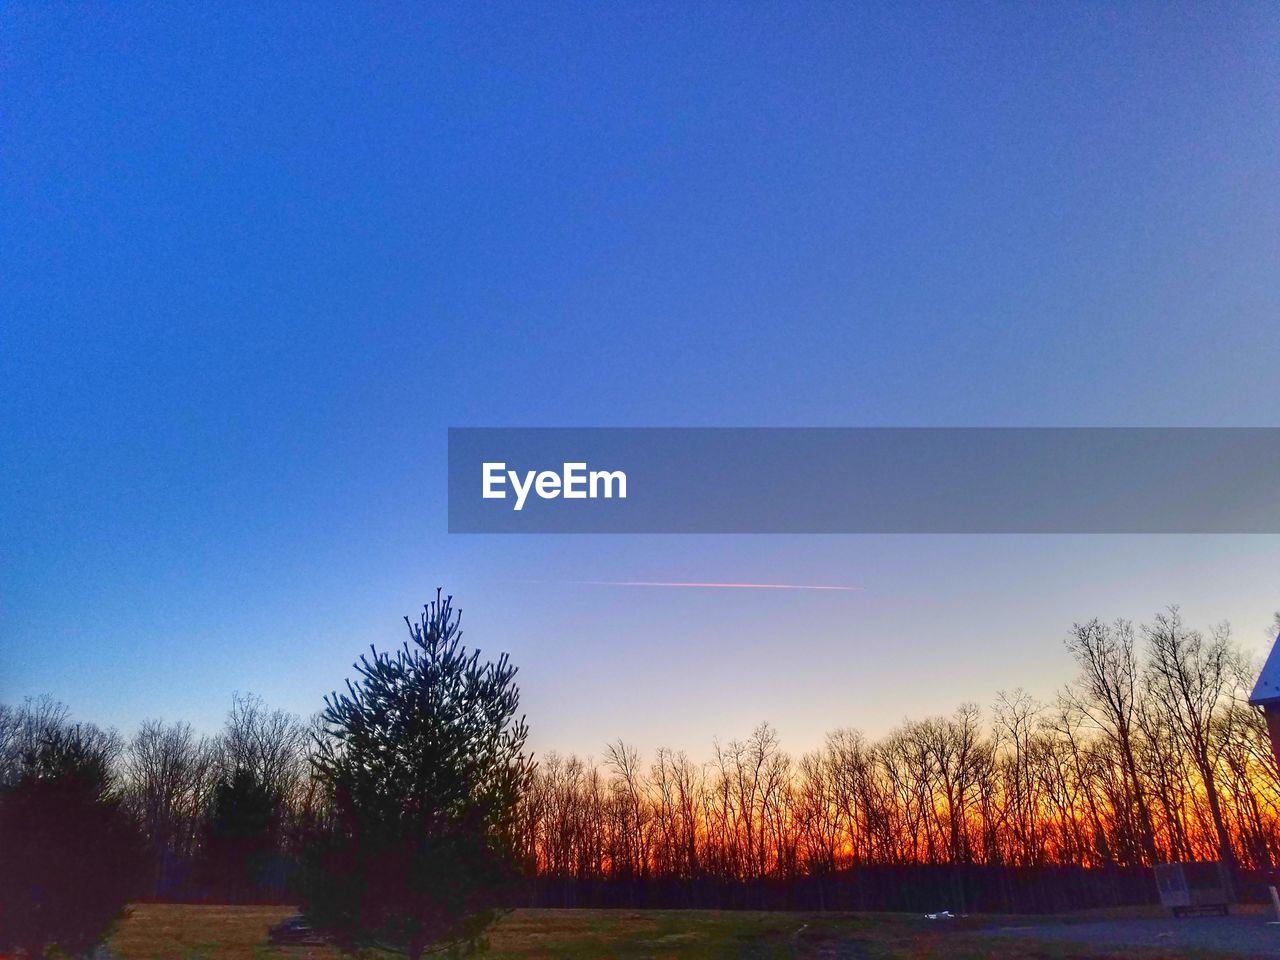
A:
[447,428,1280,533]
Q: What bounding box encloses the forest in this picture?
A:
[3,607,1277,913]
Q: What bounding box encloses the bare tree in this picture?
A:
[1143,607,1239,877]
[219,692,310,803]
[993,690,1045,865]
[604,740,651,881]
[0,695,72,787]
[123,719,217,895]
[1063,618,1159,863]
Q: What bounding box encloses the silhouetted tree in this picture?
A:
[201,766,283,900]
[199,693,312,899]
[1064,618,1159,864]
[302,590,535,960]
[124,719,217,897]
[220,692,310,804]
[0,724,144,958]
[1143,607,1240,883]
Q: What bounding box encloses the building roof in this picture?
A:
[1249,632,1280,707]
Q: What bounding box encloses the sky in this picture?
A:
[3,3,1280,759]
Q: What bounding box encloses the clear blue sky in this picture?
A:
[3,3,1279,757]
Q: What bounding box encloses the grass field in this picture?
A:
[103,903,1251,960]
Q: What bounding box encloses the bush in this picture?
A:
[0,725,145,958]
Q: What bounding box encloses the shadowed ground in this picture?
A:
[979,912,1280,958]
[107,903,1263,959]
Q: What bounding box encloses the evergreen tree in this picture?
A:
[201,766,282,900]
[302,590,534,959]
[0,725,145,958]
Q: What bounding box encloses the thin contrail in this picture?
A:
[506,579,861,592]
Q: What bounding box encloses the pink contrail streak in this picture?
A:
[523,580,862,592]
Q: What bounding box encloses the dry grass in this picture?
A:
[108,904,315,960]
[105,903,1237,960]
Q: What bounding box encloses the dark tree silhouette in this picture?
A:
[201,766,283,901]
[0,725,144,958]
[302,590,535,959]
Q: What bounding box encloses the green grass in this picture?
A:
[105,902,1238,960]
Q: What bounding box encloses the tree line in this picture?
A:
[2,591,534,959]
[2,604,1278,920]
[0,690,324,903]
[516,609,1280,902]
